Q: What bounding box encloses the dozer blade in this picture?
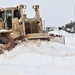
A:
[0,34,15,50]
[0,30,12,44]
[0,30,15,50]
[0,34,10,44]
[26,33,50,41]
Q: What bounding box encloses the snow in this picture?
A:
[0,30,75,75]
[0,29,12,33]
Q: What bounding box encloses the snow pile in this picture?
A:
[0,29,12,33]
[0,30,75,75]
[1,39,75,58]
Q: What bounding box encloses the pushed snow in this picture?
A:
[0,29,12,33]
[0,30,75,75]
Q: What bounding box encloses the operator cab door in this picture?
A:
[6,10,12,29]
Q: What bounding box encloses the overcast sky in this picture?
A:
[0,0,74,27]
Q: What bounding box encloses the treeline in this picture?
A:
[59,21,75,33]
[65,21,75,29]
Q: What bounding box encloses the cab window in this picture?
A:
[14,10,20,19]
[0,11,4,21]
[6,10,12,29]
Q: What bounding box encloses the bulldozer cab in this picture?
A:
[0,6,21,29]
[0,5,26,41]
[6,8,21,29]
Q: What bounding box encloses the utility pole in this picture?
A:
[74,4,75,21]
[43,20,45,31]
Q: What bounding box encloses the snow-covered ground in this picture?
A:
[0,30,75,75]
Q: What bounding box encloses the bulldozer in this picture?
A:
[0,4,50,50]
[0,4,65,51]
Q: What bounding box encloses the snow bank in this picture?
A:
[0,30,75,75]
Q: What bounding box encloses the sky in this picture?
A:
[0,0,74,27]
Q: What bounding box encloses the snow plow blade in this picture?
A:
[26,33,50,41]
[0,30,12,44]
[25,33,65,44]
[0,30,14,50]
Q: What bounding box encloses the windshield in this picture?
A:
[0,11,4,21]
[6,10,12,19]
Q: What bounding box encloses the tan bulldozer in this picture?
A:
[0,4,65,51]
[0,4,50,50]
